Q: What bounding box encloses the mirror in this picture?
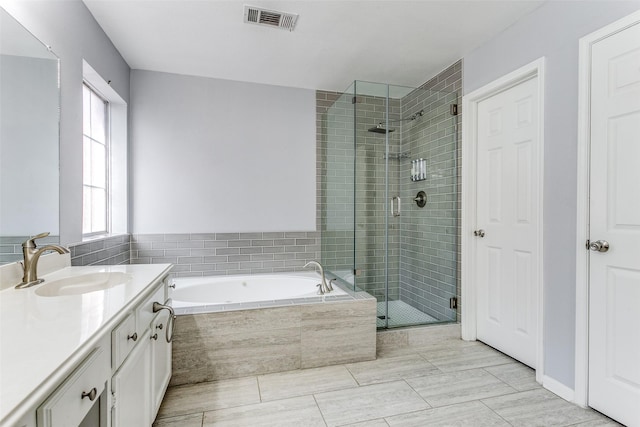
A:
[0,8,60,264]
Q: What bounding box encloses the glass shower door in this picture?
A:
[321,80,459,328]
[320,85,356,290]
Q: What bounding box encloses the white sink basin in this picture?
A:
[35,272,131,297]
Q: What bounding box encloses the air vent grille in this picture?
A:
[243,5,298,31]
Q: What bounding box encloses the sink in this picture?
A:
[35,272,131,297]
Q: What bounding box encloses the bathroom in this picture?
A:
[1,1,639,426]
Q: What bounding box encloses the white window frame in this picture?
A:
[82,59,128,240]
[82,81,111,237]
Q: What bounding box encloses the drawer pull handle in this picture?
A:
[153,302,176,343]
[127,332,138,342]
[81,388,97,401]
[151,333,158,340]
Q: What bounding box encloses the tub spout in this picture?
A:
[304,261,331,294]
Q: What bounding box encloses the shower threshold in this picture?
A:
[376,300,439,328]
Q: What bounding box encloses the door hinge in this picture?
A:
[353,269,362,276]
[352,96,359,104]
[450,104,458,116]
[450,297,458,309]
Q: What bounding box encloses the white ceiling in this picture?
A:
[82,0,545,92]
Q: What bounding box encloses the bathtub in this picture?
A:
[168,271,377,385]
[170,271,349,313]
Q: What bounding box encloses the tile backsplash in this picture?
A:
[69,234,131,266]
[129,232,320,278]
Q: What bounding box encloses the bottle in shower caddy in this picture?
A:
[411,160,416,181]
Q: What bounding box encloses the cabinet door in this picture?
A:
[150,309,172,420]
[112,329,151,427]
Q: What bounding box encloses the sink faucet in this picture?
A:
[16,232,69,289]
[303,261,333,294]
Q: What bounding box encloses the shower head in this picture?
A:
[368,108,424,135]
[368,123,395,134]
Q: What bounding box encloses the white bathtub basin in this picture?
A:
[171,273,347,308]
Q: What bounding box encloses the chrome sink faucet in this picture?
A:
[303,261,333,294]
[16,232,69,289]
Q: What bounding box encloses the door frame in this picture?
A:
[574,9,640,409]
[461,57,545,384]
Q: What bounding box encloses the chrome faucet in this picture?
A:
[16,232,69,289]
[304,261,333,294]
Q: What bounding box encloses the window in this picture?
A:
[82,83,109,235]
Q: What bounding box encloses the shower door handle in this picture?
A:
[391,196,401,217]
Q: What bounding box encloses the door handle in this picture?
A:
[474,229,485,238]
[589,240,609,252]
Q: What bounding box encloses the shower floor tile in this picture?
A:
[376,300,438,328]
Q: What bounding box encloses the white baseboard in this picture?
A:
[543,375,575,403]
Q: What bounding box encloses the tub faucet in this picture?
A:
[16,232,69,289]
[304,261,333,294]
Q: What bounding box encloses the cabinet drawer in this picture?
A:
[112,312,137,370]
[37,346,109,427]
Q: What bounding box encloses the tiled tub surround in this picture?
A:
[129,232,320,278]
[169,279,376,386]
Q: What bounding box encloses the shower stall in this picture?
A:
[320,80,459,328]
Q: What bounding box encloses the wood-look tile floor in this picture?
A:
[154,339,621,427]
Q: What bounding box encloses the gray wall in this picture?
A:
[1,0,131,245]
[463,0,640,389]
[129,70,316,234]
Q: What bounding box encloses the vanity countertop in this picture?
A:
[0,263,172,425]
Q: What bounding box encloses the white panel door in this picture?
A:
[588,20,640,427]
[476,77,539,368]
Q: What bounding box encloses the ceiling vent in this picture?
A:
[244,5,298,31]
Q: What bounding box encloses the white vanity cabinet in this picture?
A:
[110,277,172,426]
[0,264,174,427]
[111,329,152,426]
[37,337,110,427]
[150,309,172,419]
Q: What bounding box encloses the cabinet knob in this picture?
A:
[156,323,163,330]
[81,387,97,401]
[151,333,158,340]
[127,332,138,342]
